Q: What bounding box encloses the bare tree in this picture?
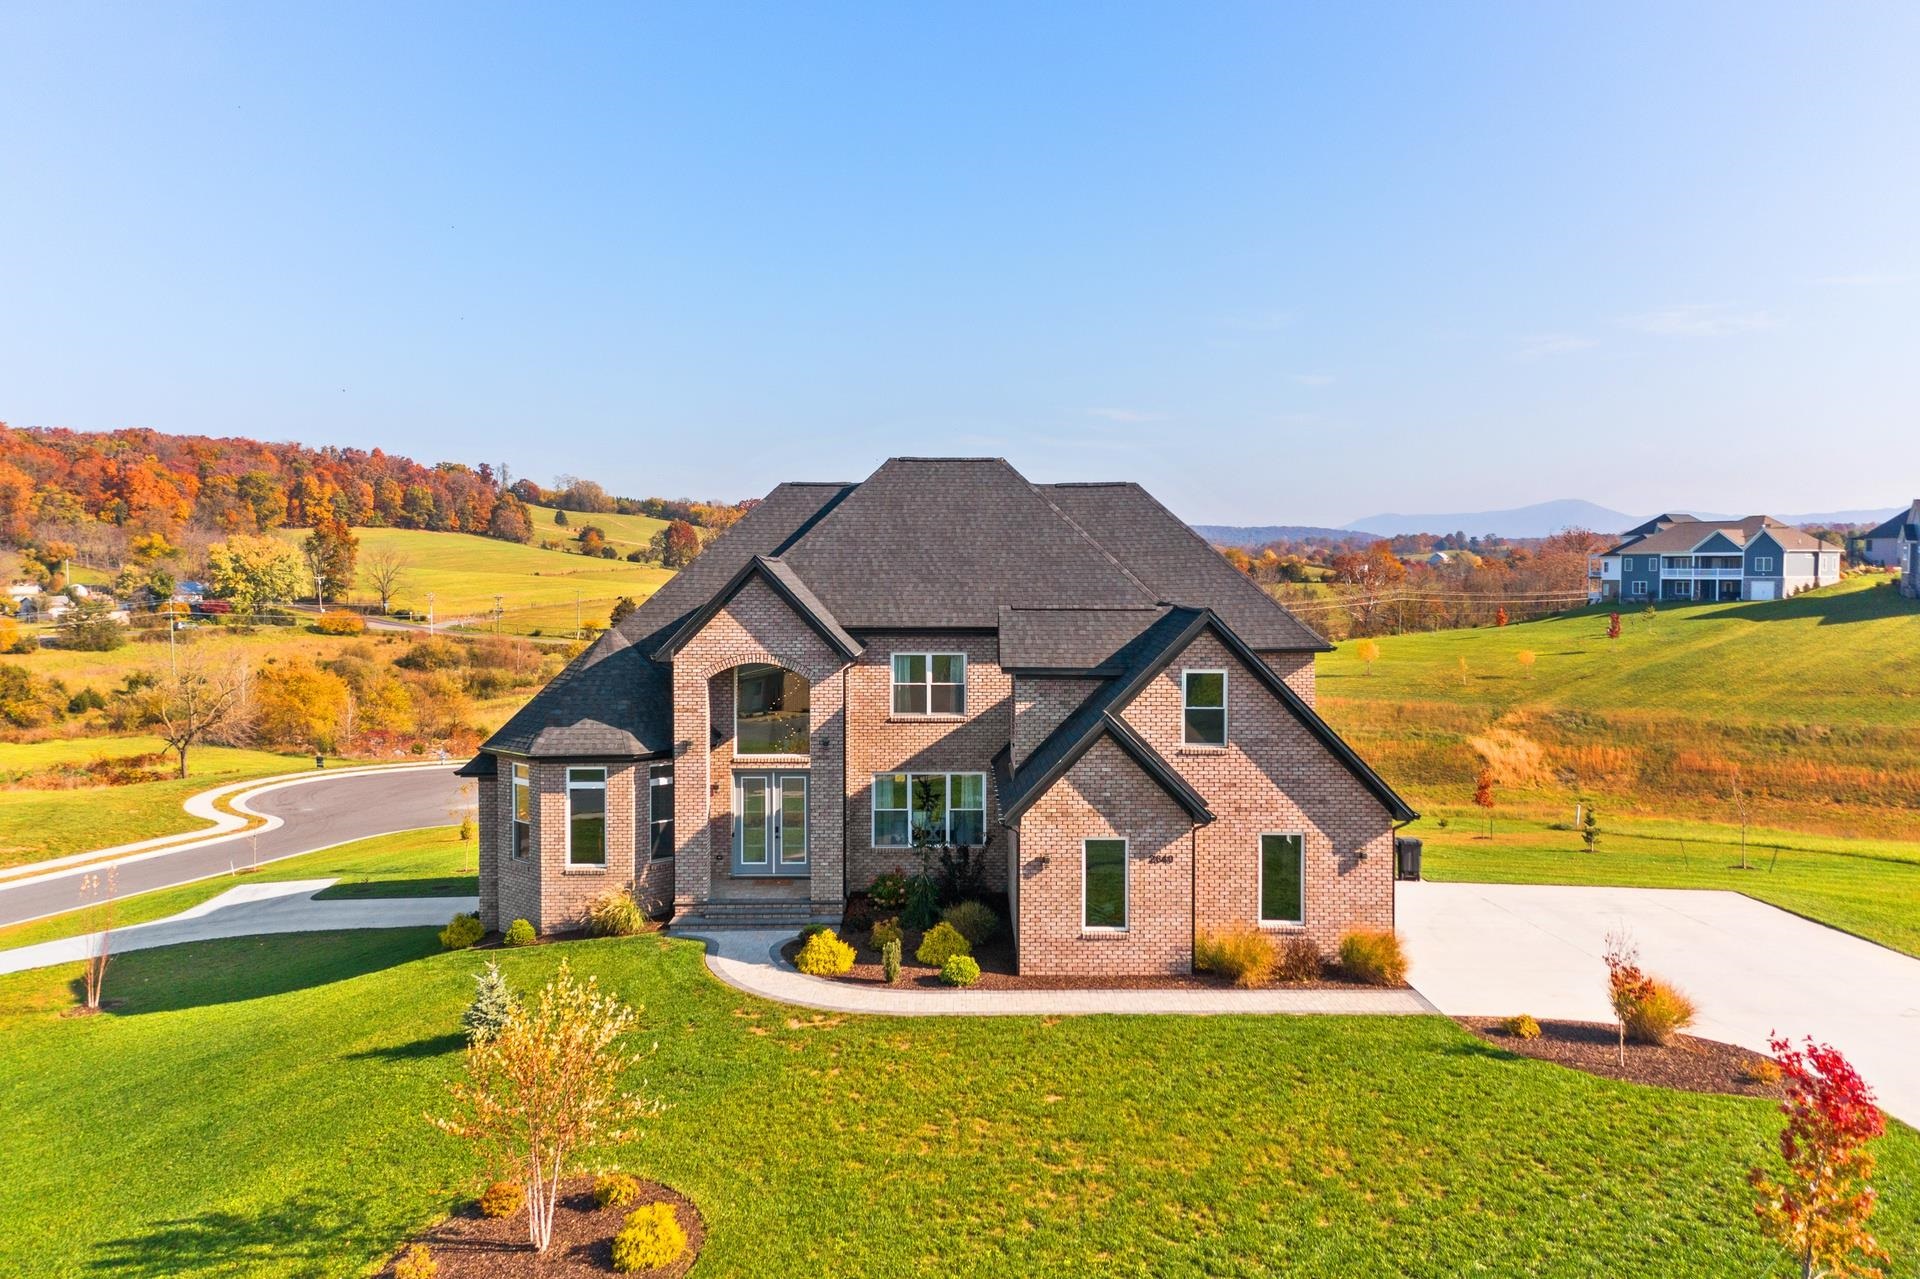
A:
[78,867,119,1010]
[149,654,253,779]
[361,547,412,615]
[1731,766,1751,871]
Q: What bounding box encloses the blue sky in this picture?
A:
[1,2,1914,525]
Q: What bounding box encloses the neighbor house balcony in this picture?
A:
[1658,558,1744,578]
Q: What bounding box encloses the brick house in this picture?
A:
[465,458,1415,976]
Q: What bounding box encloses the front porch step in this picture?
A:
[671,900,842,932]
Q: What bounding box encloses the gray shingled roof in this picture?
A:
[1041,481,1331,651]
[484,459,1332,759]
[1864,502,1919,541]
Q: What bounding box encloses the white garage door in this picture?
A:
[1749,580,1775,600]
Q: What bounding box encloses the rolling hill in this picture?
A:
[1342,498,1633,538]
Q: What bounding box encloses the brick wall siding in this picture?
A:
[1010,675,1098,769]
[477,771,500,928]
[1259,651,1316,708]
[844,633,1011,895]
[1015,737,1196,976]
[491,765,540,932]
[1119,631,1393,955]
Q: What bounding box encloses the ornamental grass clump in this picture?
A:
[1502,1014,1542,1041]
[392,1243,437,1279]
[594,1171,642,1209]
[1337,929,1409,986]
[1749,1035,1888,1279]
[584,889,647,938]
[869,917,902,950]
[940,954,981,987]
[611,1202,686,1273]
[432,961,657,1254]
[1193,927,1275,987]
[477,1179,524,1219]
[915,921,971,967]
[941,900,999,948]
[794,929,855,976]
[1603,929,1694,1053]
[1274,935,1324,984]
[439,912,484,951]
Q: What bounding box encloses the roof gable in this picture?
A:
[653,556,861,661]
[1692,530,1744,554]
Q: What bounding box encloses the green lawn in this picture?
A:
[0,736,345,868]
[0,932,1911,1278]
[0,825,475,951]
[271,525,675,624]
[524,501,671,551]
[1419,810,1920,957]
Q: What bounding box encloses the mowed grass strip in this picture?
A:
[0,825,475,952]
[0,933,1914,1277]
[524,501,671,550]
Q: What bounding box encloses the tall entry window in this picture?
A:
[511,762,532,860]
[1259,833,1304,926]
[648,764,674,860]
[566,767,606,867]
[736,664,810,755]
[1083,838,1128,931]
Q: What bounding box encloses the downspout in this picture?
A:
[1390,817,1417,931]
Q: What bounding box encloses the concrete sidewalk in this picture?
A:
[0,879,477,975]
[682,928,1435,1016]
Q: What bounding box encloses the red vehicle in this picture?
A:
[191,598,233,615]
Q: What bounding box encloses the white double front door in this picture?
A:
[732,772,808,876]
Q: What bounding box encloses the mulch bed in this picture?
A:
[381,1176,703,1278]
[1459,1017,1787,1100]
[782,930,1398,992]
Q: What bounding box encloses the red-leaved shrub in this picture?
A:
[1749,1035,1887,1279]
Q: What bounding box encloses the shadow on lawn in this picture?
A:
[348,1031,466,1061]
[68,929,439,1016]
[88,1191,403,1276]
[1683,584,1906,627]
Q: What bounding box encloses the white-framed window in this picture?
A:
[1753,556,1774,574]
[891,652,966,715]
[647,764,674,860]
[871,771,987,847]
[1182,669,1227,746]
[1083,838,1128,931]
[1630,580,1649,598]
[1259,833,1305,926]
[565,766,607,867]
[735,664,809,755]
[511,762,531,860]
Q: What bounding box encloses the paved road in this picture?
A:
[1398,880,1920,1127]
[0,767,468,928]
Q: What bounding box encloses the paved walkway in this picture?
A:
[682,928,1435,1016]
[1398,880,1920,1127]
[0,879,477,975]
[0,765,466,929]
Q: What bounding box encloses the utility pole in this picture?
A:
[575,590,581,638]
[427,591,436,636]
[494,594,503,635]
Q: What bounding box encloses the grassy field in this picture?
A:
[524,501,671,553]
[0,825,474,951]
[0,736,345,868]
[271,525,674,627]
[1,931,1911,1277]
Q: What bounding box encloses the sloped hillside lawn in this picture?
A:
[1,933,1914,1277]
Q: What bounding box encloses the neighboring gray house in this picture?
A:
[1857,500,1918,571]
[1588,514,1842,603]
[1903,515,1920,600]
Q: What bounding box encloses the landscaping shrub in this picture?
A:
[503,918,537,947]
[462,961,518,1045]
[594,1171,642,1209]
[1621,979,1695,1046]
[901,873,940,930]
[940,954,981,987]
[941,900,998,948]
[881,938,901,984]
[315,609,365,635]
[868,871,908,912]
[439,912,484,951]
[915,921,971,967]
[869,917,902,950]
[1502,1014,1542,1041]
[1274,935,1324,984]
[1743,1057,1785,1086]
[1338,929,1409,985]
[840,895,875,935]
[934,842,989,904]
[611,1202,686,1273]
[1193,927,1275,987]
[393,1243,437,1279]
[478,1179,524,1218]
[584,889,647,938]
[794,929,856,976]
[798,923,831,944]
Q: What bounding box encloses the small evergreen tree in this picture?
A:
[462,960,519,1045]
[1581,803,1600,854]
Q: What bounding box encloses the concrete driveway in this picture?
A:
[1398,880,1920,1127]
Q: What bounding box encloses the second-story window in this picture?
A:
[1182,669,1227,746]
[892,653,966,715]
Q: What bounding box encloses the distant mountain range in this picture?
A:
[1199,498,1907,545]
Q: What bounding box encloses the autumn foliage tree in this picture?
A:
[431,962,657,1254]
[1750,1035,1888,1279]
[1355,638,1380,675]
[652,519,702,569]
[1607,612,1622,641]
[1472,767,1496,836]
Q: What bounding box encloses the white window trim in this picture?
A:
[1082,837,1129,933]
[1181,668,1229,747]
[1630,580,1648,598]
[734,664,809,758]
[870,770,988,847]
[564,766,607,868]
[1257,831,1306,928]
[510,762,531,861]
[647,764,674,861]
[890,651,967,717]
[1753,556,1774,574]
